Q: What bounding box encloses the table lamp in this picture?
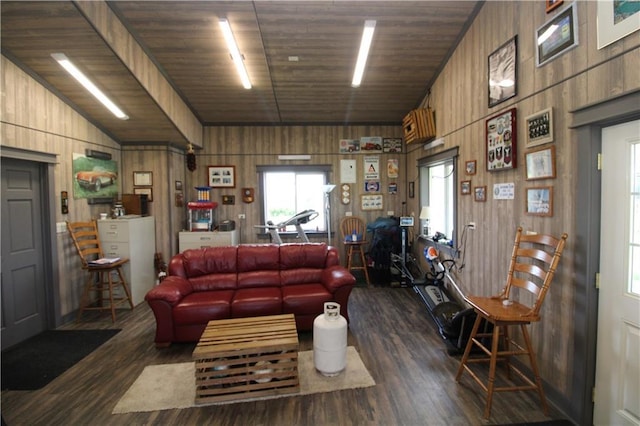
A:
[419,206,430,236]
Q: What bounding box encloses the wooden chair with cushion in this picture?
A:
[67,220,134,322]
[455,226,568,419]
[339,216,370,286]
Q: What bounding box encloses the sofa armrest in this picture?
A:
[145,275,193,306]
[321,266,356,293]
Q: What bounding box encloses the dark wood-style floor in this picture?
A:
[1,286,568,425]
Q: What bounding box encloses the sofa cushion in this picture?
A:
[237,244,280,271]
[280,243,328,269]
[182,246,237,278]
[231,287,282,317]
[238,270,281,289]
[173,290,234,325]
[282,283,332,315]
[281,268,323,285]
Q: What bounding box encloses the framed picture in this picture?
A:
[133,171,152,186]
[408,181,415,198]
[526,146,557,180]
[486,108,517,171]
[597,0,640,49]
[208,165,236,188]
[461,180,471,195]
[488,36,517,108]
[222,195,235,205]
[526,186,553,216]
[474,186,487,202]
[546,0,563,13]
[525,107,553,147]
[465,160,477,175]
[361,194,383,211]
[133,187,153,202]
[536,3,578,67]
[175,180,183,191]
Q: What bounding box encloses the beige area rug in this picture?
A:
[112,346,375,414]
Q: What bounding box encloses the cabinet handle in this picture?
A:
[199,237,212,241]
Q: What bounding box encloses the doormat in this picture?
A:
[112,346,375,413]
[498,421,575,426]
[1,329,121,391]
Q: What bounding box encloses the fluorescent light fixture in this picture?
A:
[219,18,252,89]
[278,154,311,160]
[423,138,444,150]
[351,20,376,88]
[51,53,129,120]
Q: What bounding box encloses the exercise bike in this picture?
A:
[254,209,319,244]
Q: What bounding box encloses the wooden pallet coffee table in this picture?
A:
[193,314,300,404]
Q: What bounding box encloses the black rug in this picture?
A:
[498,420,575,426]
[1,329,120,391]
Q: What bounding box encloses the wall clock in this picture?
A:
[242,187,254,203]
[341,184,351,205]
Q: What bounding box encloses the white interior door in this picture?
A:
[594,120,640,426]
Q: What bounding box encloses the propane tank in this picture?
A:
[313,302,348,376]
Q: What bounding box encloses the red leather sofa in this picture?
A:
[145,243,356,347]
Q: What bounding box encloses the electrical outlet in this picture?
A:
[468,222,476,230]
[238,213,246,220]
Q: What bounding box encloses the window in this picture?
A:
[418,147,459,244]
[258,165,331,232]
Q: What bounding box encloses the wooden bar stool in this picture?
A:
[67,220,134,322]
[455,227,568,419]
[339,216,370,286]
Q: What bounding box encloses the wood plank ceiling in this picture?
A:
[1,1,481,147]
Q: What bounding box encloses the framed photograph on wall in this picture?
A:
[474,186,487,202]
[525,107,553,147]
[546,0,563,13]
[526,186,553,216]
[597,0,640,49]
[461,180,471,195]
[488,36,517,108]
[133,171,152,186]
[536,3,578,67]
[525,146,556,180]
[208,165,236,188]
[486,108,517,171]
[465,160,477,175]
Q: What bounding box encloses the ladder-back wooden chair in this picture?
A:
[67,220,133,322]
[455,226,568,419]
[339,216,370,286]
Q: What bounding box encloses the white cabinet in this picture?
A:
[179,230,238,252]
[98,216,156,306]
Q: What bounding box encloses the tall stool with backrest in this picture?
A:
[339,216,370,286]
[67,220,134,322]
[455,226,568,419]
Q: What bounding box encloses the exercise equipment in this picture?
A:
[254,209,319,244]
[411,247,477,354]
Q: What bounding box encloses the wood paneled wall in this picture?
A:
[1,56,122,317]
[189,125,405,246]
[405,0,639,409]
